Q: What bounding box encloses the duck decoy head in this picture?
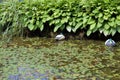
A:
[55,33,65,41]
[105,38,116,47]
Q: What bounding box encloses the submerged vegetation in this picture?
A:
[0,37,120,80]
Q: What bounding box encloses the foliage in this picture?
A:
[0,38,120,80]
[0,0,120,37]
[0,1,24,41]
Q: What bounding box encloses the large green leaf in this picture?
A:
[116,15,120,20]
[42,16,53,23]
[90,23,96,30]
[77,12,82,17]
[53,9,61,18]
[28,23,34,31]
[103,15,110,20]
[87,18,95,25]
[92,9,99,14]
[69,22,72,26]
[110,28,116,36]
[83,17,88,25]
[38,22,44,31]
[61,18,68,24]
[92,27,97,33]
[97,22,102,28]
[24,18,28,22]
[117,6,120,10]
[66,25,71,32]
[104,23,110,30]
[73,22,82,32]
[62,13,67,16]
[115,19,120,25]
[30,19,34,24]
[98,17,104,23]
[54,19,60,24]
[49,20,55,26]
[36,21,39,26]
[103,29,109,36]
[104,0,110,3]
[98,13,103,18]
[87,30,92,36]
[76,18,82,22]
[108,21,114,27]
[117,27,120,33]
[72,20,76,26]
[54,23,62,32]
[60,24,65,30]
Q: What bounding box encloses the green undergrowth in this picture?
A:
[0,0,120,38]
[0,38,120,80]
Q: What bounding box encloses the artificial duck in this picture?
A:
[105,38,116,47]
[55,33,65,41]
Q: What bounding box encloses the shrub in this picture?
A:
[0,0,120,37]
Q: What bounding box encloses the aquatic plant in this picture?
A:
[0,38,120,80]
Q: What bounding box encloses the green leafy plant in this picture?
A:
[0,0,120,38]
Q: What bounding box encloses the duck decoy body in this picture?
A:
[105,38,116,47]
[55,33,65,41]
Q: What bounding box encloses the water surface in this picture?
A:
[0,37,120,80]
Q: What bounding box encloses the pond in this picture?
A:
[0,37,120,80]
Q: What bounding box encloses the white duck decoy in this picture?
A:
[55,33,65,41]
[105,38,116,47]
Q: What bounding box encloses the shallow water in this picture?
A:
[0,37,120,80]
